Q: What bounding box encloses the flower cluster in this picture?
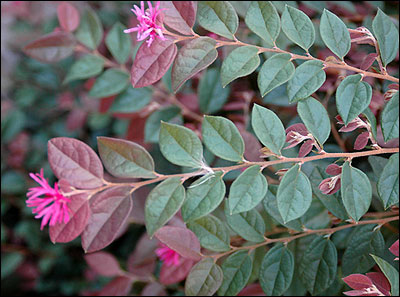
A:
[284,123,321,157]
[336,115,377,150]
[155,243,181,267]
[26,169,71,230]
[318,164,342,195]
[124,1,165,47]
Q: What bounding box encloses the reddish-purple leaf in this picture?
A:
[366,272,391,296]
[388,84,399,90]
[49,193,90,243]
[354,131,370,150]
[238,284,266,296]
[360,53,378,71]
[159,1,197,35]
[343,274,373,290]
[141,282,167,296]
[131,38,177,88]
[127,234,158,277]
[285,123,309,137]
[389,239,399,257]
[326,164,342,176]
[298,139,314,157]
[238,125,262,162]
[160,258,195,285]
[130,186,150,224]
[154,226,201,261]
[81,187,133,253]
[85,252,122,277]
[23,31,76,63]
[97,276,133,296]
[57,2,80,32]
[48,137,104,189]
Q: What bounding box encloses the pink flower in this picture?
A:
[318,164,342,195]
[155,243,181,267]
[26,169,71,230]
[124,1,166,47]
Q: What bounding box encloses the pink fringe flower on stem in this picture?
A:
[26,169,71,230]
[318,164,342,195]
[155,243,181,267]
[124,1,166,47]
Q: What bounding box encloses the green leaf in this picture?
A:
[287,60,326,103]
[259,243,294,296]
[251,104,286,155]
[381,91,399,142]
[258,53,295,97]
[75,8,103,50]
[172,37,218,92]
[263,187,303,231]
[1,252,24,279]
[378,153,399,209]
[105,22,131,64]
[202,116,245,162]
[221,46,260,88]
[281,5,315,51]
[199,68,230,114]
[144,106,182,143]
[63,54,104,84]
[88,68,129,98]
[218,251,253,296]
[182,171,226,222]
[97,137,155,179]
[228,165,268,214]
[299,237,337,295]
[372,8,399,67]
[368,155,389,179]
[370,255,399,296]
[336,74,372,125]
[319,9,351,60]
[277,163,312,223]
[309,166,348,220]
[224,202,266,243]
[197,1,238,40]
[159,122,203,168]
[245,1,280,45]
[145,177,185,237]
[187,215,230,252]
[109,86,152,113]
[342,224,385,275]
[341,161,372,222]
[185,258,223,296]
[297,97,331,145]
[362,107,378,140]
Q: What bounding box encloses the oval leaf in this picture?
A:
[88,68,130,98]
[197,1,238,40]
[160,258,195,285]
[48,137,104,189]
[251,104,286,155]
[299,236,337,295]
[221,46,260,88]
[202,116,245,162]
[277,163,312,223]
[341,161,372,222]
[258,53,295,97]
[155,226,201,261]
[320,9,351,60]
[172,37,218,92]
[297,97,331,145]
[145,177,185,237]
[218,250,253,296]
[199,68,230,114]
[185,258,223,296]
[23,32,76,63]
[381,91,399,142]
[105,22,131,64]
[281,5,315,51]
[287,60,326,103]
[57,2,80,32]
[159,122,203,168]
[245,1,281,45]
[75,8,103,50]
[259,243,294,296]
[63,54,104,84]
[187,215,230,252]
[144,106,182,143]
[336,74,372,125]
[97,137,156,179]
[85,251,122,277]
[228,165,268,214]
[131,38,178,88]
[159,1,197,35]
[182,171,226,222]
[81,187,133,252]
[377,153,399,209]
[110,86,152,113]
